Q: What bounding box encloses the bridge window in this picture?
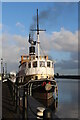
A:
[47,62,50,67]
[28,62,31,68]
[35,76,38,80]
[33,61,37,67]
[40,61,45,67]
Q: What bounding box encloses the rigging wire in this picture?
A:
[40,44,46,56]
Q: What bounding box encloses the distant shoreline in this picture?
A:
[54,75,80,79]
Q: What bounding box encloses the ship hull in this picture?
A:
[31,79,56,100]
[32,91,54,99]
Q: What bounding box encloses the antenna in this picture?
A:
[37,9,39,35]
[30,9,46,58]
[31,9,46,35]
[5,63,7,77]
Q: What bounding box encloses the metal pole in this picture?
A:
[37,34,40,59]
[1,58,3,81]
[3,67,4,79]
[5,63,7,78]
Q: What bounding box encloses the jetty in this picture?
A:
[2,78,60,120]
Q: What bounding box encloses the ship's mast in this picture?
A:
[31,9,46,59]
[37,9,40,59]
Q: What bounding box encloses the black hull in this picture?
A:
[32,79,56,100]
[33,91,53,99]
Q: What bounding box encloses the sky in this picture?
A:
[0,2,78,75]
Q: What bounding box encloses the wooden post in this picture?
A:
[17,87,20,106]
[26,88,28,119]
[14,85,16,102]
[13,84,15,102]
[25,91,27,108]
[22,86,25,119]
[43,108,52,120]
[15,85,18,111]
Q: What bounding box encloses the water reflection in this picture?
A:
[55,79,78,118]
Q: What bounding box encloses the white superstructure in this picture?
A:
[18,55,54,82]
[17,9,55,84]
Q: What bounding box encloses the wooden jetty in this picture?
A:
[2,79,60,120]
[2,81,22,119]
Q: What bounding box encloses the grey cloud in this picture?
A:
[6,61,18,73]
[71,52,78,60]
[30,3,77,31]
[55,51,78,71]
[55,59,78,70]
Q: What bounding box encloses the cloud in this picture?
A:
[54,51,78,74]
[0,24,2,30]
[2,28,78,73]
[39,28,78,53]
[30,3,77,30]
[39,28,78,73]
[2,33,29,72]
[16,22,25,32]
[55,59,78,70]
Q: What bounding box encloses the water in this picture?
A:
[32,79,79,119]
[54,79,79,118]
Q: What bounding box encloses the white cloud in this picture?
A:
[2,33,29,72]
[2,28,78,73]
[0,24,2,30]
[16,22,25,32]
[39,28,78,53]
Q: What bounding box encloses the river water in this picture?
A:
[36,79,79,119]
[54,79,79,118]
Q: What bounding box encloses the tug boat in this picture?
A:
[16,9,58,100]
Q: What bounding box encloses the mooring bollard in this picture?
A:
[37,107,45,119]
[43,108,52,120]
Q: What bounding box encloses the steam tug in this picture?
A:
[16,9,58,100]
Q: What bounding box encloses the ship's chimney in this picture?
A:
[28,34,36,55]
